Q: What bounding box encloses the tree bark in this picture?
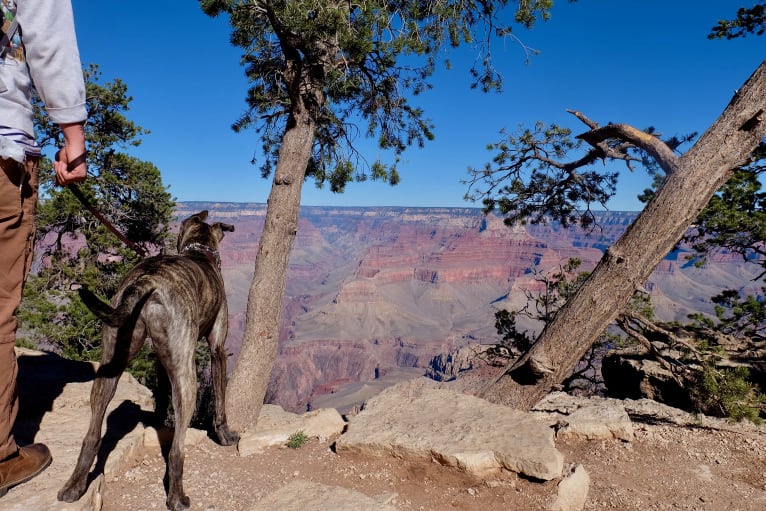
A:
[480,60,766,410]
[225,109,317,432]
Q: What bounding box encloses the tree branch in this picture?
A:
[575,120,681,176]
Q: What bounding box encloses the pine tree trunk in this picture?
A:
[481,60,766,410]
[225,110,316,432]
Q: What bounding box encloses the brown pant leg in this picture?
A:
[0,156,38,460]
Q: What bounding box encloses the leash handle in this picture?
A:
[65,152,87,171]
[67,184,148,258]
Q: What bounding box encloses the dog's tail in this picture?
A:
[78,284,155,327]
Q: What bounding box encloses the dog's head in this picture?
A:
[177,210,235,259]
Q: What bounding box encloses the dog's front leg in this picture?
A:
[208,318,239,445]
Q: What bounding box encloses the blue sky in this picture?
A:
[69,1,764,210]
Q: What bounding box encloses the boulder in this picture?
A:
[548,464,590,511]
[534,392,634,441]
[601,349,692,410]
[335,378,564,480]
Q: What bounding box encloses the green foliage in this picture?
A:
[709,2,766,39]
[19,277,102,361]
[627,291,655,322]
[694,364,764,424]
[682,152,766,278]
[17,65,175,385]
[201,0,561,193]
[286,430,308,449]
[493,308,534,355]
[125,342,158,387]
[710,289,766,338]
[465,122,620,229]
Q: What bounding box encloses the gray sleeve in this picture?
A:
[15,0,87,125]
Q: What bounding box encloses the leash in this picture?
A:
[65,154,148,258]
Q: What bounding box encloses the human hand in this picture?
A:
[54,123,87,186]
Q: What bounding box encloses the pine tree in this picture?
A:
[18,65,175,387]
[202,0,558,429]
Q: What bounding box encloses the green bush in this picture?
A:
[286,431,308,449]
[693,363,765,424]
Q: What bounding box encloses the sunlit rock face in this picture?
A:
[174,203,758,412]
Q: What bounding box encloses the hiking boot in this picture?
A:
[0,443,53,498]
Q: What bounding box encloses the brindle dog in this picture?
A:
[58,211,239,511]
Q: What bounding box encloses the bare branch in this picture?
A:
[567,109,599,130]
[577,123,681,176]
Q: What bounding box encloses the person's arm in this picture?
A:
[53,123,86,185]
[17,0,88,185]
[16,0,87,127]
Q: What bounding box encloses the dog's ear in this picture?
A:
[192,210,209,222]
[212,222,235,241]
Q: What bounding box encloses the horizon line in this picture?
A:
[174,200,641,214]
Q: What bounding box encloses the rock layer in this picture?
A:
[174,203,760,411]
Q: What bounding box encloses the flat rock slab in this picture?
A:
[335,378,564,480]
[4,349,154,511]
[238,405,346,456]
[534,392,634,441]
[248,480,399,511]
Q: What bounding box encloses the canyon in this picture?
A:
[174,202,761,412]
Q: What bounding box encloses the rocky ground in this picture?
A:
[6,349,765,511]
[103,420,765,511]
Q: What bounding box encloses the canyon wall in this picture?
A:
[175,203,759,412]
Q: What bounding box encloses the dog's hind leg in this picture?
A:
[58,327,130,502]
[158,339,197,511]
[207,310,239,445]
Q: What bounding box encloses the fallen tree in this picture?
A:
[477,60,766,410]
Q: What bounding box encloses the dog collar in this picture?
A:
[182,242,221,267]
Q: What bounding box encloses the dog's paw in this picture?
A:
[167,493,191,511]
[57,481,85,503]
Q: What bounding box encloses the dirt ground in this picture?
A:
[102,419,766,511]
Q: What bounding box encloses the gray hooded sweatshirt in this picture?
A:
[1,0,87,140]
